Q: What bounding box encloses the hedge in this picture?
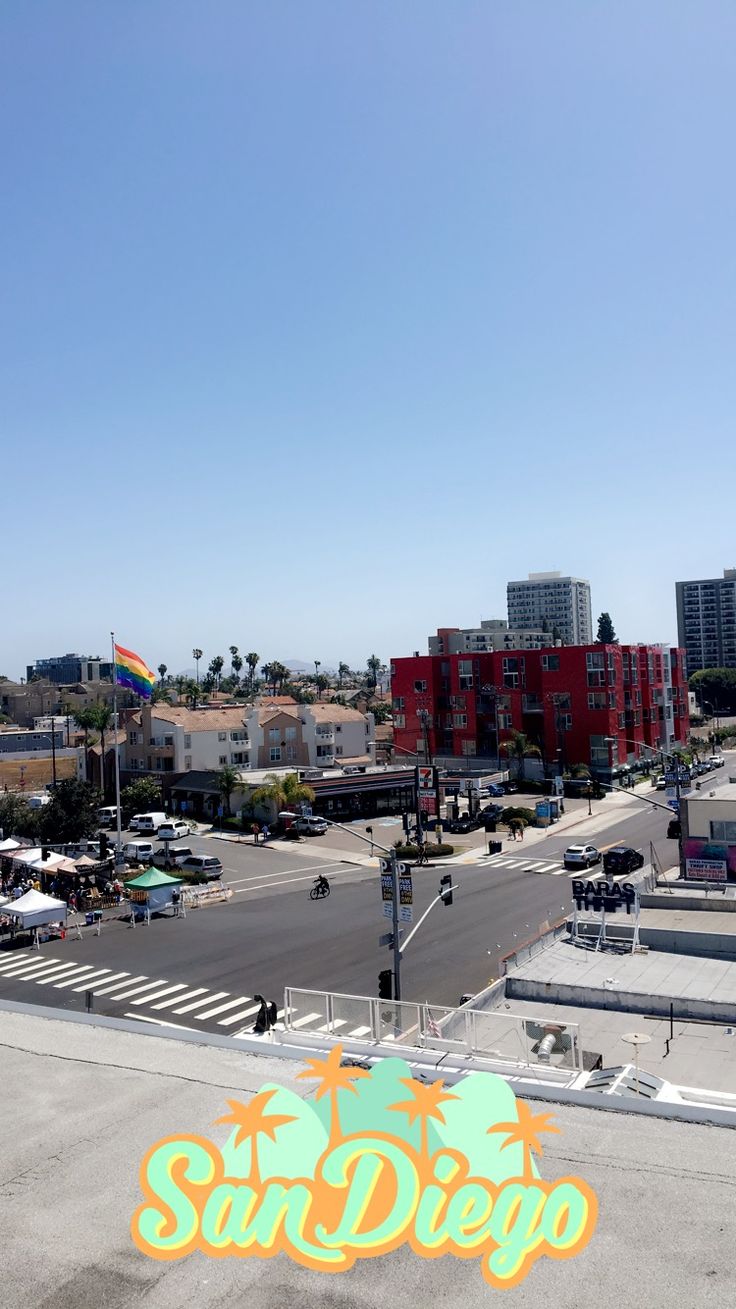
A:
[392,843,455,859]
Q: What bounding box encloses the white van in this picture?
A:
[97,806,120,828]
[157,820,190,841]
[122,841,155,863]
[294,815,329,836]
[136,812,168,833]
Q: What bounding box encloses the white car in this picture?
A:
[563,844,601,870]
[157,820,190,841]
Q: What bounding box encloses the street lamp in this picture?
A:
[585,782,593,816]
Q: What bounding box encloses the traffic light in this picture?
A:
[99,832,108,860]
[378,969,393,1000]
[41,846,50,862]
[440,874,453,907]
[667,819,681,840]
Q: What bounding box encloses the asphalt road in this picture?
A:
[1,759,732,1032]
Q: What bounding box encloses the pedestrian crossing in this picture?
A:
[0,952,375,1041]
[478,854,631,881]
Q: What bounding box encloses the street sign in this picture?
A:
[379,858,408,875]
[399,873,413,906]
[381,873,393,903]
[379,929,404,948]
[217,805,224,817]
[400,904,413,924]
[382,902,393,920]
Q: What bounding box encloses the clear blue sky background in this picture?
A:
[3,3,735,679]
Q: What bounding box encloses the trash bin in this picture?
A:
[488,840,503,856]
[85,912,94,926]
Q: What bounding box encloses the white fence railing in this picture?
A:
[283,987,583,1072]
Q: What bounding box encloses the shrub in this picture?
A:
[392,843,455,859]
[501,806,536,827]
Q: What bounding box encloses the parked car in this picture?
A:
[499,780,519,794]
[655,777,667,791]
[486,783,505,797]
[447,816,477,835]
[128,814,146,831]
[179,855,223,881]
[153,845,194,866]
[294,816,329,836]
[709,755,725,769]
[136,811,168,833]
[603,846,645,875]
[157,820,191,841]
[122,841,155,864]
[477,804,505,821]
[563,844,601,870]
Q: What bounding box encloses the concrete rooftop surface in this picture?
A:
[3,1004,736,1308]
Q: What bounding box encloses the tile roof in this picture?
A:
[150,706,247,732]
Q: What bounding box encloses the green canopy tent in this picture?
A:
[125,867,183,919]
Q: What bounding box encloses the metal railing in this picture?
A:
[283,987,583,1074]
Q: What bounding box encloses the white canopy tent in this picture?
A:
[0,838,21,854]
[2,889,68,930]
[12,848,67,872]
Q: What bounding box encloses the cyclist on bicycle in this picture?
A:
[314,873,330,895]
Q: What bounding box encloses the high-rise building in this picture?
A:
[26,654,113,685]
[506,572,592,646]
[428,619,549,656]
[675,569,736,674]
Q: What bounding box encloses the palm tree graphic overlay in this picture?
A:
[215,1090,297,1187]
[487,1100,560,1179]
[296,1046,369,1144]
[388,1078,459,1161]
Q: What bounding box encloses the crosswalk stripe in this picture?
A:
[217,1003,262,1027]
[0,957,60,978]
[74,970,126,992]
[152,987,207,1011]
[130,983,189,1006]
[107,979,167,1001]
[317,1019,348,1032]
[0,955,43,973]
[173,991,227,1015]
[194,996,251,1021]
[288,1011,322,1029]
[35,963,88,985]
[54,967,105,989]
[348,1025,372,1037]
[87,973,137,995]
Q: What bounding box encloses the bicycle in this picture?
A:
[309,878,331,900]
[414,845,430,866]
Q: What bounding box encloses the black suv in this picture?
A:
[602,846,645,875]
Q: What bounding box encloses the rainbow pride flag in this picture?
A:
[114,642,156,700]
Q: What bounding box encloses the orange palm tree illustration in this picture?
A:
[389,1077,459,1162]
[296,1044,369,1145]
[487,1100,560,1180]
[215,1090,297,1187]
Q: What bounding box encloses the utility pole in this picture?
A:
[390,845,402,1001]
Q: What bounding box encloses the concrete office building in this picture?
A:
[507,572,593,646]
[675,568,736,674]
[26,653,113,684]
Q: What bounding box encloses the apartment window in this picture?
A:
[462,740,477,756]
[231,752,249,765]
[286,745,296,761]
[184,755,192,770]
[128,731,139,745]
[608,691,617,709]
[164,735,173,747]
[586,652,604,670]
[587,670,605,688]
[587,692,606,710]
[560,713,572,730]
[335,745,343,756]
[414,680,427,693]
[541,655,560,671]
[453,714,467,728]
[184,734,192,748]
[230,730,248,742]
[219,755,228,765]
[458,660,473,691]
[130,759,139,771]
[394,713,405,729]
[218,732,227,742]
[269,727,280,743]
[285,726,296,741]
[392,697,405,711]
[270,746,282,762]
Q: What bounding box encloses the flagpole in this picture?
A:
[111,630,123,864]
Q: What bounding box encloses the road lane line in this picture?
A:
[194,996,251,1021]
[232,867,363,895]
[173,991,227,1014]
[152,987,207,1010]
[225,860,348,887]
[130,983,189,1006]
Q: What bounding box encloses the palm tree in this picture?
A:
[337,661,350,689]
[246,652,259,695]
[500,730,541,782]
[184,678,200,709]
[314,659,321,680]
[315,674,329,701]
[74,706,98,779]
[487,1100,560,1181]
[218,764,241,817]
[231,650,243,686]
[296,1045,369,1146]
[389,1077,458,1163]
[192,648,203,686]
[367,654,382,690]
[215,1091,296,1188]
[89,704,113,797]
[209,655,225,690]
[251,772,315,821]
[157,663,167,686]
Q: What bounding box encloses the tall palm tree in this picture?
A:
[315,674,329,700]
[367,654,382,690]
[389,1077,459,1163]
[218,764,241,817]
[90,704,113,797]
[74,707,98,779]
[231,650,243,686]
[192,648,203,686]
[246,652,259,695]
[157,663,167,686]
[337,662,350,689]
[251,772,315,820]
[297,1045,369,1146]
[500,730,541,781]
[487,1100,560,1181]
[215,1091,296,1188]
[209,655,225,690]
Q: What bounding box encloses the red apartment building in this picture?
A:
[391,643,689,775]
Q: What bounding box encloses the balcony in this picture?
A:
[315,727,335,743]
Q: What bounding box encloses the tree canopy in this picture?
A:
[596,612,617,643]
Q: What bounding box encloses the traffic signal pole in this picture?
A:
[390,845,402,1001]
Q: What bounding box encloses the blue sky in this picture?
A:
[2,3,735,679]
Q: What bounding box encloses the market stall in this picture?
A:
[2,888,68,948]
[125,867,183,925]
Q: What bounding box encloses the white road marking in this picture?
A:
[0,954,44,972]
[348,1025,372,1037]
[232,866,359,895]
[151,987,208,1010]
[217,1002,262,1026]
[317,1018,348,1033]
[173,991,227,1015]
[107,978,169,1001]
[225,860,347,887]
[88,973,139,995]
[123,1013,196,1031]
[130,983,189,1006]
[287,1011,323,1029]
[35,963,89,985]
[54,967,108,989]
[194,996,252,1021]
[74,970,128,992]
[0,957,61,978]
